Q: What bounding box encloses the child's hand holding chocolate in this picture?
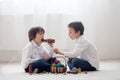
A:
[54,48,64,55]
[42,38,55,47]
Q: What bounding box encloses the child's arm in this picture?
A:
[42,44,54,58]
[40,42,55,60]
[22,44,39,65]
[66,42,89,57]
[45,42,55,57]
[55,41,89,58]
[54,48,64,55]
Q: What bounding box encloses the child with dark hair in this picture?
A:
[21,26,56,73]
[54,21,99,74]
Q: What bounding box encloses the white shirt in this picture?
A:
[21,40,54,69]
[64,35,99,70]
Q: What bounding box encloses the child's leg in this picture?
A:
[47,57,56,64]
[72,58,96,71]
[25,59,51,73]
[67,58,74,70]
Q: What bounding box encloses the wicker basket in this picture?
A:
[50,56,67,74]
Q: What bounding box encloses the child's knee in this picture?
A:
[72,58,79,67]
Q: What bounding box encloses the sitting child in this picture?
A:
[21,26,56,73]
[54,21,99,74]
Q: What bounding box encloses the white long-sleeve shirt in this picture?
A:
[21,40,54,69]
[64,35,99,70]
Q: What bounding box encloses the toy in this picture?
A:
[77,68,81,73]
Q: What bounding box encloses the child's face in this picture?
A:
[68,27,80,40]
[34,32,44,44]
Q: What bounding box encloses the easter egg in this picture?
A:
[54,60,60,64]
[52,63,56,67]
[57,62,62,67]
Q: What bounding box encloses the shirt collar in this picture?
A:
[74,35,85,43]
[31,40,41,48]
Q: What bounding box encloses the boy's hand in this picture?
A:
[47,42,53,47]
[54,48,59,53]
[54,48,64,55]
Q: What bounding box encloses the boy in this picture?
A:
[21,26,56,73]
[54,21,99,74]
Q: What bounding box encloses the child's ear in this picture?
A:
[76,31,80,36]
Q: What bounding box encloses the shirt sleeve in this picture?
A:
[22,44,39,65]
[42,45,54,58]
[64,41,89,58]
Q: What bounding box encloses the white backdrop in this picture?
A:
[0,0,120,62]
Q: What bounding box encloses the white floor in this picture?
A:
[0,60,120,80]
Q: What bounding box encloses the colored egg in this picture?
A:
[54,60,60,64]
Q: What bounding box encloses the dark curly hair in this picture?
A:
[28,26,45,41]
[68,21,84,35]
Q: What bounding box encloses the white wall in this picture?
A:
[82,0,120,59]
[0,0,120,62]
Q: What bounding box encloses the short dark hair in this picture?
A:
[28,26,45,41]
[68,21,84,35]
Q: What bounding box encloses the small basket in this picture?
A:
[50,56,67,74]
